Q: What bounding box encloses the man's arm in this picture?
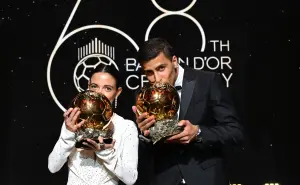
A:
[196,73,244,147]
[132,88,154,145]
[131,89,155,185]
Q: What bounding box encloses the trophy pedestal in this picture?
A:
[75,127,113,149]
[75,138,97,149]
[149,119,184,144]
[75,137,113,149]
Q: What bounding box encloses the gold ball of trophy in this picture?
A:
[136,82,183,144]
[69,90,114,149]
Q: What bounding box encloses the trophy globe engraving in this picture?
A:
[136,82,183,144]
[69,90,114,149]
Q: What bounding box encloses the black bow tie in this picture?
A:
[175,86,182,91]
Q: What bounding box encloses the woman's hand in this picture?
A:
[82,136,116,152]
[63,107,85,132]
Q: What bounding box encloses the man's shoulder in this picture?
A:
[196,69,216,77]
[184,66,217,79]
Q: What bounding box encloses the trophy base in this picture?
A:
[75,128,114,149]
[75,137,113,149]
[149,119,184,144]
[75,138,98,149]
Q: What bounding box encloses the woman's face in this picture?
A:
[88,72,122,103]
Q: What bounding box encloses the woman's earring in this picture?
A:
[114,97,117,108]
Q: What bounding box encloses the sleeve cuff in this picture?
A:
[194,126,203,143]
[139,134,152,143]
[60,123,76,141]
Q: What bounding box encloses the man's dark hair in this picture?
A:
[137,37,175,64]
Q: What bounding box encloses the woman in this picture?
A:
[48,64,139,185]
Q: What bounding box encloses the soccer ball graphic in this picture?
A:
[73,54,119,92]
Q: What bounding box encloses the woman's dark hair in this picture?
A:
[90,64,121,88]
[137,37,175,64]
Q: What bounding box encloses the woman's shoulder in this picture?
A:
[113,113,137,131]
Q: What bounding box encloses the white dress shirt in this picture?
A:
[174,64,184,120]
[48,113,139,185]
[174,64,186,184]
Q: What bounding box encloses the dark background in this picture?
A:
[2,0,295,185]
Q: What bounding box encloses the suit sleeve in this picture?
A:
[197,73,244,147]
[132,87,155,185]
[133,87,154,146]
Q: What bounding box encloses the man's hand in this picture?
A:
[167,120,199,144]
[132,106,156,136]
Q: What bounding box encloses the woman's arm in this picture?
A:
[48,122,76,173]
[96,121,139,185]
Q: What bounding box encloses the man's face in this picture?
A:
[142,52,179,86]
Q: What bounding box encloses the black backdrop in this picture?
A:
[2,0,294,185]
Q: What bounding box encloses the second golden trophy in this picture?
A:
[136,82,183,144]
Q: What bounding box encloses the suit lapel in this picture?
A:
[179,67,196,120]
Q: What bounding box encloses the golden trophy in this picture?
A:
[69,90,114,149]
[136,82,183,144]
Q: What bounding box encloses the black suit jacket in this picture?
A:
[135,66,244,185]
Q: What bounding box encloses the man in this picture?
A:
[132,38,244,185]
